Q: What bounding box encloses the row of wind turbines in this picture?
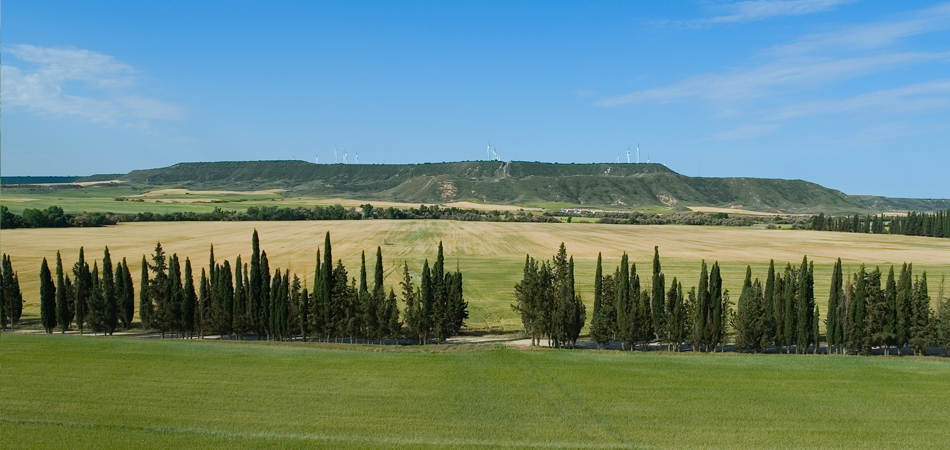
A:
[313,143,648,164]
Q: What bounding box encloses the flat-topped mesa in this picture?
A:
[122,160,676,184]
[89,159,947,214]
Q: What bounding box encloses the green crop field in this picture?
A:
[2,334,949,449]
[2,220,948,331]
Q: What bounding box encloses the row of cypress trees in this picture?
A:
[32,248,135,335]
[588,247,729,351]
[810,211,950,238]
[1,255,24,330]
[731,258,818,353]
[825,261,937,355]
[544,247,949,355]
[36,230,468,343]
[512,243,587,348]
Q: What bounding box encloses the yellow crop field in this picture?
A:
[2,220,948,330]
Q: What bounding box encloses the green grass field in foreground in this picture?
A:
[3,334,950,449]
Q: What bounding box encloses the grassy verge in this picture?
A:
[3,334,950,449]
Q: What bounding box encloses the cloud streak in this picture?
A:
[600,3,950,144]
[773,80,950,120]
[700,0,854,24]
[596,51,950,107]
[771,3,950,54]
[1,44,183,125]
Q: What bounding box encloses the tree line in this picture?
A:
[516,246,950,355]
[585,247,732,352]
[809,211,950,239]
[9,231,468,344]
[0,204,560,229]
[512,244,587,348]
[0,205,118,229]
[4,203,812,231]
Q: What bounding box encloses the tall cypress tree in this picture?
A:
[884,266,898,352]
[616,253,631,349]
[735,266,756,352]
[651,246,665,341]
[896,263,913,353]
[40,257,56,333]
[564,256,585,348]
[665,277,684,351]
[709,262,723,350]
[219,259,234,338]
[851,265,868,354]
[114,262,127,329]
[695,261,709,351]
[232,256,246,338]
[322,232,333,328]
[782,263,797,353]
[827,258,843,354]
[358,250,371,339]
[433,242,447,342]
[140,255,151,329]
[102,247,118,335]
[183,258,196,338]
[401,262,419,343]
[2,256,23,329]
[385,288,400,342]
[118,259,134,329]
[590,252,612,347]
[198,268,209,337]
[55,252,71,332]
[250,231,262,337]
[168,254,184,336]
[73,247,90,334]
[88,262,104,333]
[149,243,170,337]
[300,286,310,340]
[260,252,271,338]
[0,257,5,329]
[766,260,779,349]
[311,249,326,340]
[796,257,813,354]
[419,260,433,343]
[909,272,931,355]
[372,247,386,341]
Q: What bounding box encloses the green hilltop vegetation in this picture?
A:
[7,160,950,214]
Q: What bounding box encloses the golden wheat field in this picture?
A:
[2,220,948,330]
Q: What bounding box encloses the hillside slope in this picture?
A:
[119,160,942,214]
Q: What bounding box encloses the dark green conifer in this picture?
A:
[102,247,118,335]
[827,259,843,353]
[183,258,196,337]
[40,257,56,333]
[651,246,665,341]
[250,231,262,337]
[73,247,91,334]
[140,255,151,329]
[56,252,72,332]
[590,253,612,347]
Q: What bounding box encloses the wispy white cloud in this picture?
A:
[771,3,950,54]
[831,121,950,146]
[700,0,855,25]
[596,51,950,107]
[1,44,183,125]
[773,80,950,120]
[614,3,950,146]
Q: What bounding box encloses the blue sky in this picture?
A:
[2,1,949,198]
